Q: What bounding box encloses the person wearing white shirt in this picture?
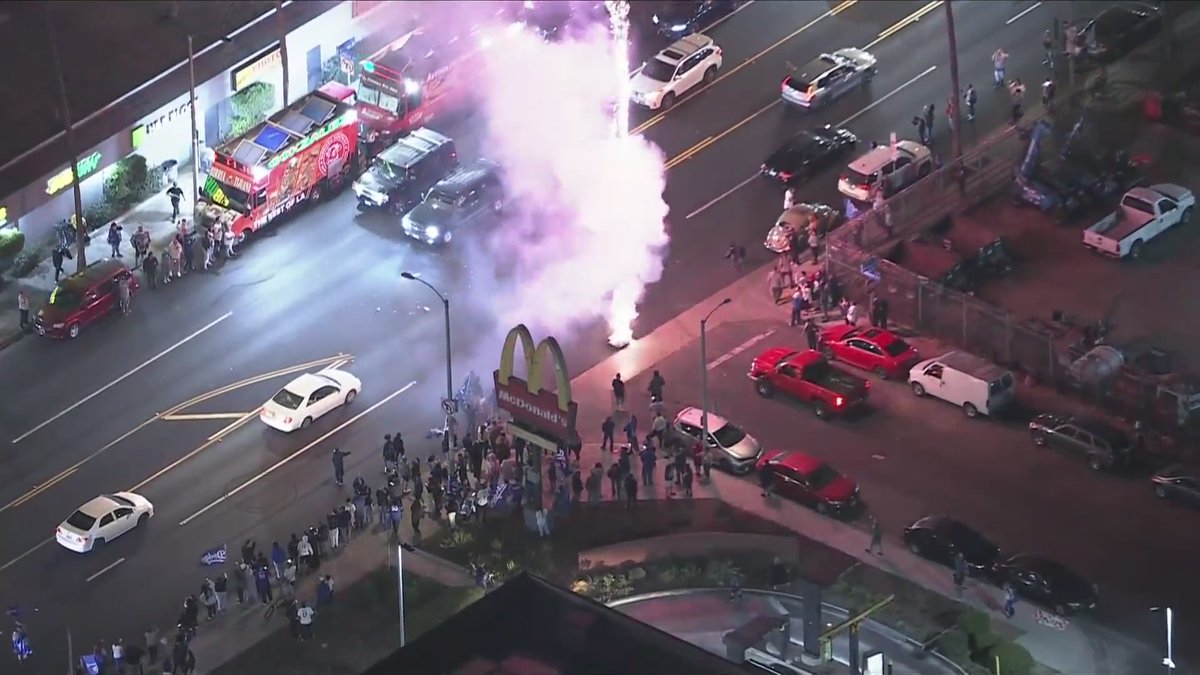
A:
[297,602,315,640]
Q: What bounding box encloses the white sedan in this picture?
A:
[56,492,154,553]
[630,33,723,110]
[260,368,361,432]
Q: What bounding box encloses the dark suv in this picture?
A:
[353,127,458,214]
[1028,413,1135,471]
[35,258,139,340]
[401,160,503,245]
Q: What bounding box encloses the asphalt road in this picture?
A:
[0,0,1097,669]
[626,317,1199,657]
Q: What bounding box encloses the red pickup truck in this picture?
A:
[749,348,869,419]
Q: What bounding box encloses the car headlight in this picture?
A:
[670,24,688,32]
[652,14,660,24]
[425,225,440,239]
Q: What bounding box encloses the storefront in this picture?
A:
[1,0,409,244]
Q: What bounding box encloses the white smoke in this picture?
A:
[470,20,669,342]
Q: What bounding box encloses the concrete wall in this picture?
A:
[578,533,801,570]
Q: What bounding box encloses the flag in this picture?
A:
[199,544,227,566]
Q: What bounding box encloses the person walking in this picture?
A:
[992,47,1009,87]
[1042,77,1056,109]
[107,222,124,257]
[167,182,185,221]
[51,245,66,281]
[790,290,804,327]
[682,463,694,498]
[223,225,237,259]
[118,273,132,315]
[1042,28,1055,68]
[331,447,350,486]
[600,416,615,453]
[866,516,883,556]
[16,290,29,332]
[963,84,977,121]
[214,573,228,613]
[1002,582,1018,618]
[623,414,638,448]
[296,602,315,640]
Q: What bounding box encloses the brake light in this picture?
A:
[864,380,870,389]
[781,77,790,91]
[835,396,844,407]
[284,417,293,424]
[714,47,722,57]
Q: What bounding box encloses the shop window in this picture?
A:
[306,46,323,91]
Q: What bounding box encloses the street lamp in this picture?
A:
[1151,606,1175,673]
[700,298,732,445]
[401,272,454,419]
[187,33,233,210]
[397,542,415,647]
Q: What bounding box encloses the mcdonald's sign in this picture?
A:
[494,324,578,441]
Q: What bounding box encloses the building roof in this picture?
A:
[0,1,340,198]
[365,572,759,675]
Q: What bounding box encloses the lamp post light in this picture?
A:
[1151,606,1175,673]
[187,33,233,211]
[700,298,732,445]
[401,272,454,419]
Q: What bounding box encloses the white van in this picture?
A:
[908,351,1015,418]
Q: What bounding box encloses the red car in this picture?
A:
[756,449,860,515]
[819,326,920,379]
[34,259,139,339]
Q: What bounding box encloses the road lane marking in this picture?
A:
[665,98,780,170]
[126,412,259,495]
[179,381,418,526]
[708,330,776,371]
[1006,1,1042,25]
[631,0,857,134]
[864,0,943,50]
[206,410,260,442]
[12,312,234,444]
[687,174,760,219]
[0,355,349,515]
[85,557,126,583]
[838,65,938,126]
[162,412,256,422]
[0,539,51,574]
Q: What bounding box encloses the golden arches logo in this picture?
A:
[496,324,572,413]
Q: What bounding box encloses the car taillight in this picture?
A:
[284,417,293,424]
[835,396,844,407]
[714,47,722,56]
[864,380,870,389]
[781,77,790,91]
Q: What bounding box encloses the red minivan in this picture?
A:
[35,259,139,339]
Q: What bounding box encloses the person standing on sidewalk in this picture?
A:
[107,222,123,257]
[600,416,616,453]
[913,114,929,145]
[623,414,638,448]
[51,245,66,281]
[992,47,1009,87]
[326,511,340,549]
[1042,29,1055,68]
[1002,582,1018,618]
[16,290,29,332]
[866,516,883,556]
[682,463,694,498]
[331,447,350,486]
[118,273,131,315]
[132,226,150,268]
[648,369,666,405]
[1042,77,1056,110]
[804,319,819,350]
[167,236,183,280]
[223,225,237,258]
[296,602,315,640]
[167,182,185,221]
[923,103,935,143]
[725,242,747,271]
[143,250,159,290]
[964,84,977,121]
[612,373,626,410]
[623,471,638,509]
[640,443,656,487]
[1008,79,1026,124]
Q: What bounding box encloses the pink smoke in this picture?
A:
[469,19,670,340]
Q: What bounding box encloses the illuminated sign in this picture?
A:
[494,324,577,440]
[46,152,104,196]
[232,48,282,91]
[131,101,192,148]
[0,206,8,227]
[265,112,354,170]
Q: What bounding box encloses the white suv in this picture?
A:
[630,33,723,110]
[838,140,934,202]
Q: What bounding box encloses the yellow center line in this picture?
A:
[632,0,859,134]
[666,97,782,170]
[865,1,943,50]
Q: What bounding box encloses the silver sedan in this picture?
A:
[781,48,877,110]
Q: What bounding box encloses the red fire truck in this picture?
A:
[354,26,481,154]
[198,82,359,240]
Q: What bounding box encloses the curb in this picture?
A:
[0,329,25,352]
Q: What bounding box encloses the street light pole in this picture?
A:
[944,1,964,164]
[401,272,454,413]
[45,5,88,272]
[188,34,201,211]
[397,543,408,647]
[1151,606,1175,673]
[700,298,732,445]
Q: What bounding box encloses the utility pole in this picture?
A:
[277,0,290,105]
[45,5,88,272]
[944,1,963,164]
[700,298,732,447]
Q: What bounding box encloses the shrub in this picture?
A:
[83,201,120,229]
[11,250,42,278]
[102,154,165,212]
[0,229,25,258]
[984,641,1034,675]
[935,628,971,664]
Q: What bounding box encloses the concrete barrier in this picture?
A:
[578,532,800,570]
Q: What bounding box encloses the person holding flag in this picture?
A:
[11,623,32,662]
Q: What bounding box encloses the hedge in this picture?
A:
[102,154,166,213]
[985,640,1035,675]
[11,250,42,278]
[0,229,25,258]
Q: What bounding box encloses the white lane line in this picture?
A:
[0,538,52,574]
[686,173,760,220]
[85,557,126,583]
[13,312,234,444]
[162,412,253,422]
[708,330,776,371]
[1006,1,1042,25]
[838,65,938,127]
[179,381,418,526]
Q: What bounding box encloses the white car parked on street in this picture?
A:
[56,492,154,553]
[260,368,362,432]
[630,33,723,110]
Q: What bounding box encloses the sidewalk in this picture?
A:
[564,258,1161,675]
[0,165,199,349]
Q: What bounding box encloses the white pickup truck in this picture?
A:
[1083,184,1195,259]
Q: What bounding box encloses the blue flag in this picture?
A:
[200,544,227,566]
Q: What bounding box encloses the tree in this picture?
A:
[45,5,88,271]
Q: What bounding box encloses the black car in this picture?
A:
[648,0,737,39]
[401,159,504,245]
[1151,463,1200,507]
[1083,5,1162,62]
[993,554,1098,616]
[1028,413,1136,471]
[353,127,458,214]
[902,515,1000,575]
[761,126,857,187]
[511,1,606,41]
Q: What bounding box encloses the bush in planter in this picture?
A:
[0,229,24,259]
[934,628,971,664]
[84,200,120,229]
[982,641,1034,675]
[102,154,164,212]
[11,250,42,278]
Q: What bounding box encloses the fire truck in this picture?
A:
[198,82,359,241]
[354,26,481,156]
